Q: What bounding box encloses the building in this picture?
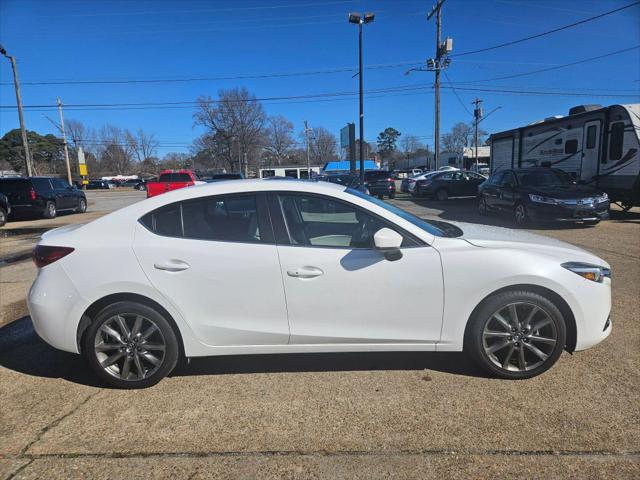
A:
[440,146,490,169]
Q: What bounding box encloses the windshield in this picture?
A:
[345,188,463,238]
[516,170,571,187]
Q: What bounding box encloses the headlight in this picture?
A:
[529,194,557,205]
[597,193,609,203]
[562,262,611,283]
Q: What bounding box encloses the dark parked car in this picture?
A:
[86,180,112,190]
[118,179,142,188]
[205,173,244,182]
[478,168,610,225]
[363,170,395,199]
[318,173,369,194]
[0,192,9,227]
[0,176,87,219]
[412,170,486,200]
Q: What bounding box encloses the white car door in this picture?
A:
[133,193,290,346]
[269,192,444,344]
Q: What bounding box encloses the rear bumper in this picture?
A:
[367,184,396,195]
[28,261,83,353]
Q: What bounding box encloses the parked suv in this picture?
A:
[0,176,87,219]
[364,170,396,199]
[0,192,9,227]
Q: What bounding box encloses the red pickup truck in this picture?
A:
[146,170,199,198]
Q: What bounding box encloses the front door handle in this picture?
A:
[287,266,324,278]
[154,260,190,272]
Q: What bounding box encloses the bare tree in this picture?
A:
[193,87,266,175]
[299,126,337,165]
[400,134,423,155]
[441,122,473,154]
[126,129,159,162]
[97,125,134,174]
[264,115,294,166]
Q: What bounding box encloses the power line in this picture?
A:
[2,84,637,114]
[0,61,423,87]
[442,71,473,116]
[455,45,640,83]
[450,1,640,57]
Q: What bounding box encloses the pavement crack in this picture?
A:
[9,449,640,461]
[18,390,102,456]
[5,458,33,480]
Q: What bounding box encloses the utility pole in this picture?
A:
[1,44,33,176]
[427,0,447,171]
[57,98,73,185]
[472,98,483,171]
[304,120,311,178]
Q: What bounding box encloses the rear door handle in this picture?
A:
[154,260,190,272]
[287,266,324,278]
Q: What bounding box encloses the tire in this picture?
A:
[514,203,528,226]
[465,290,566,379]
[436,189,449,201]
[389,192,396,199]
[0,207,7,227]
[43,201,57,219]
[82,301,180,389]
[76,197,87,214]
[377,195,384,200]
[478,197,488,216]
[584,219,600,226]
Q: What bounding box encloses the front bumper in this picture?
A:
[527,200,610,222]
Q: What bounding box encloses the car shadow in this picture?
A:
[0,317,488,388]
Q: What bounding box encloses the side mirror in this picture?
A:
[374,228,403,261]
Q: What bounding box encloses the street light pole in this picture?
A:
[349,12,374,183]
[1,44,33,176]
[57,98,73,185]
[427,0,447,171]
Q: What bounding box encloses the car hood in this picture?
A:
[453,222,608,266]
[526,184,603,199]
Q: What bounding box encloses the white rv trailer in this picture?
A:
[489,104,640,209]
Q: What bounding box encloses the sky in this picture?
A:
[0,0,639,158]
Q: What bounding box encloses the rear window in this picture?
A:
[365,171,391,180]
[174,173,192,182]
[0,178,29,193]
[158,173,172,182]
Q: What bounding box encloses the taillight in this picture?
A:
[32,245,74,268]
[29,187,36,201]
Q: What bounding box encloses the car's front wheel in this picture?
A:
[465,290,566,379]
[83,301,180,389]
[0,207,7,227]
[478,196,488,216]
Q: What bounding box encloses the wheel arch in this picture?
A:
[77,292,186,357]
[463,283,577,353]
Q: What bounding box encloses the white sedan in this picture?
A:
[28,180,612,388]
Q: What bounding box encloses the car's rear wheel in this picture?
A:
[478,197,488,216]
[514,203,528,225]
[83,301,180,389]
[389,192,396,199]
[76,198,87,214]
[465,290,566,379]
[0,207,7,227]
[43,201,57,219]
[436,188,449,201]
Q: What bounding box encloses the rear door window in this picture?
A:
[31,178,52,191]
[140,194,266,244]
[50,178,69,189]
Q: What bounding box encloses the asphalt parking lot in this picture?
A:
[1,189,639,479]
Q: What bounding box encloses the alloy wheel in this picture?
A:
[482,302,557,372]
[514,204,527,225]
[94,313,166,381]
[478,197,487,215]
